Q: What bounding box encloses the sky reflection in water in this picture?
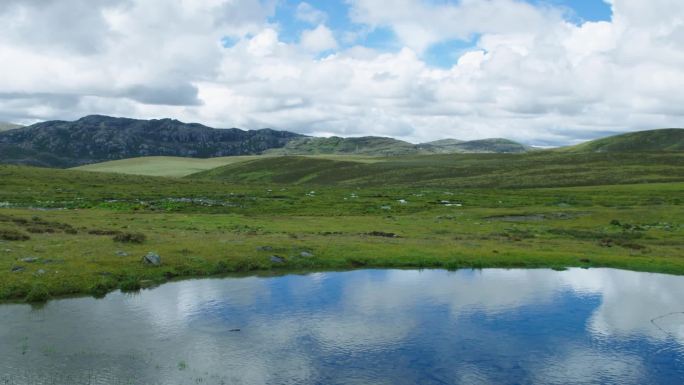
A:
[1,268,683,384]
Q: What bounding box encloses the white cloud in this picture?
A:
[0,0,683,145]
[295,2,327,25]
[347,0,563,53]
[300,24,338,52]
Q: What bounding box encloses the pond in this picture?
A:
[1,268,684,385]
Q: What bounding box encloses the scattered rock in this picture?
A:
[115,250,129,257]
[299,251,314,258]
[256,246,273,252]
[142,252,161,266]
[20,257,39,263]
[270,255,285,264]
[11,266,24,273]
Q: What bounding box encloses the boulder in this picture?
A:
[142,252,161,266]
[270,255,285,264]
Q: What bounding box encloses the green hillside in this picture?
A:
[443,138,533,153]
[266,136,534,156]
[73,154,383,177]
[73,156,267,177]
[265,136,417,156]
[561,128,684,152]
[190,151,684,188]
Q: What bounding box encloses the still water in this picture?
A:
[1,268,684,385]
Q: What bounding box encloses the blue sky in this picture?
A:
[271,0,613,67]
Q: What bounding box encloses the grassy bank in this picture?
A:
[1,162,682,302]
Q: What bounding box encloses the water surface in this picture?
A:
[1,268,684,384]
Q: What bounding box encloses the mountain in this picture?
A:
[264,136,417,156]
[0,115,303,167]
[560,128,684,153]
[0,122,22,131]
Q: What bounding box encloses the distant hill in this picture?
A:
[560,129,684,153]
[267,136,532,156]
[424,138,533,154]
[0,115,303,167]
[265,136,417,156]
[0,122,22,131]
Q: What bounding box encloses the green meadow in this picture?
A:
[73,154,383,177]
[1,150,683,303]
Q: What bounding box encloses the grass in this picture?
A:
[0,160,684,301]
[73,155,383,177]
[189,151,684,188]
[0,154,682,303]
[559,128,684,153]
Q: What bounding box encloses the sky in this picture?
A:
[0,0,682,145]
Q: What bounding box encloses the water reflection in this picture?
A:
[1,268,683,384]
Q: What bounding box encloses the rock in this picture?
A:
[3,249,12,253]
[35,269,46,275]
[20,257,39,263]
[11,266,24,273]
[299,251,314,258]
[256,246,273,252]
[142,252,161,266]
[115,250,129,257]
[270,255,285,264]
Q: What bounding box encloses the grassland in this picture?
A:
[1,151,683,303]
[73,155,383,177]
[191,151,684,188]
[559,128,684,152]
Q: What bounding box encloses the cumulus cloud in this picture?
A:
[0,0,683,145]
[300,25,338,52]
[296,2,327,25]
